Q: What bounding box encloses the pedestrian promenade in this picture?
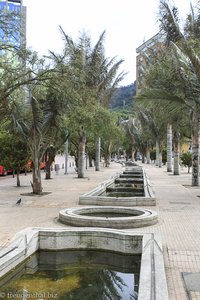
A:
[139,163,200,300]
[0,161,200,299]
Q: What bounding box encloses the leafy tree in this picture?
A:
[0,130,30,186]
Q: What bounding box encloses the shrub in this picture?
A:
[181,152,192,173]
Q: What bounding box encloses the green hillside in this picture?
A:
[109,81,136,110]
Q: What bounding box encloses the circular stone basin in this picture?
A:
[59,206,158,229]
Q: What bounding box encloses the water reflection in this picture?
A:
[0,250,141,300]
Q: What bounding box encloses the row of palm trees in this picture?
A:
[134,0,200,186]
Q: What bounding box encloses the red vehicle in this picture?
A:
[0,166,12,176]
[0,161,45,176]
[0,165,7,176]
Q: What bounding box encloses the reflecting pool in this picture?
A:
[0,250,141,300]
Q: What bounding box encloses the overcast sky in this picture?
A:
[23,0,194,86]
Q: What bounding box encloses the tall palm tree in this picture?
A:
[12,95,63,194]
[53,29,125,176]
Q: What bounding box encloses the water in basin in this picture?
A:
[101,191,145,197]
[0,250,141,300]
[80,211,143,217]
[120,174,143,178]
[103,181,144,197]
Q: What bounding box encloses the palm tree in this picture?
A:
[52,29,125,177]
[137,0,199,183]
[135,103,167,167]
[12,94,63,194]
[159,0,200,185]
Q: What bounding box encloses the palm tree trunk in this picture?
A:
[167,123,173,172]
[78,128,86,178]
[85,152,88,169]
[16,170,20,187]
[191,109,200,186]
[173,131,180,175]
[88,154,93,167]
[45,159,52,179]
[32,165,42,194]
[146,144,151,164]
[104,154,110,167]
[159,151,162,168]
[104,143,112,167]
[31,143,43,194]
[142,154,145,163]
[156,139,159,166]
[132,147,136,161]
[95,137,101,171]
[45,147,55,179]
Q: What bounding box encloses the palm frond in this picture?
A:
[90,30,106,66]
[59,25,75,51]
[137,88,185,105]
[159,0,184,44]
[30,96,43,134]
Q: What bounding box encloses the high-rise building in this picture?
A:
[136,33,165,95]
[0,0,26,51]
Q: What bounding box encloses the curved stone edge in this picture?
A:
[79,170,156,206]
[59,206,158,229]
[0,228,169,300]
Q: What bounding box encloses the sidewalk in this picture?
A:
[0,161,200,299]
[0,163,122,246]
[138,162,200,300]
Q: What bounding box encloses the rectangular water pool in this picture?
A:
[0,249,141,300]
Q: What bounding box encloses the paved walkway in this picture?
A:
[0,161,200,300]
[137,163,200,300]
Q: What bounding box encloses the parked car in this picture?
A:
[0,166,12,176]
[0,165,7,176]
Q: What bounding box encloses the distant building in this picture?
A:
[0,0,26,52]
[136,32,165,95]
